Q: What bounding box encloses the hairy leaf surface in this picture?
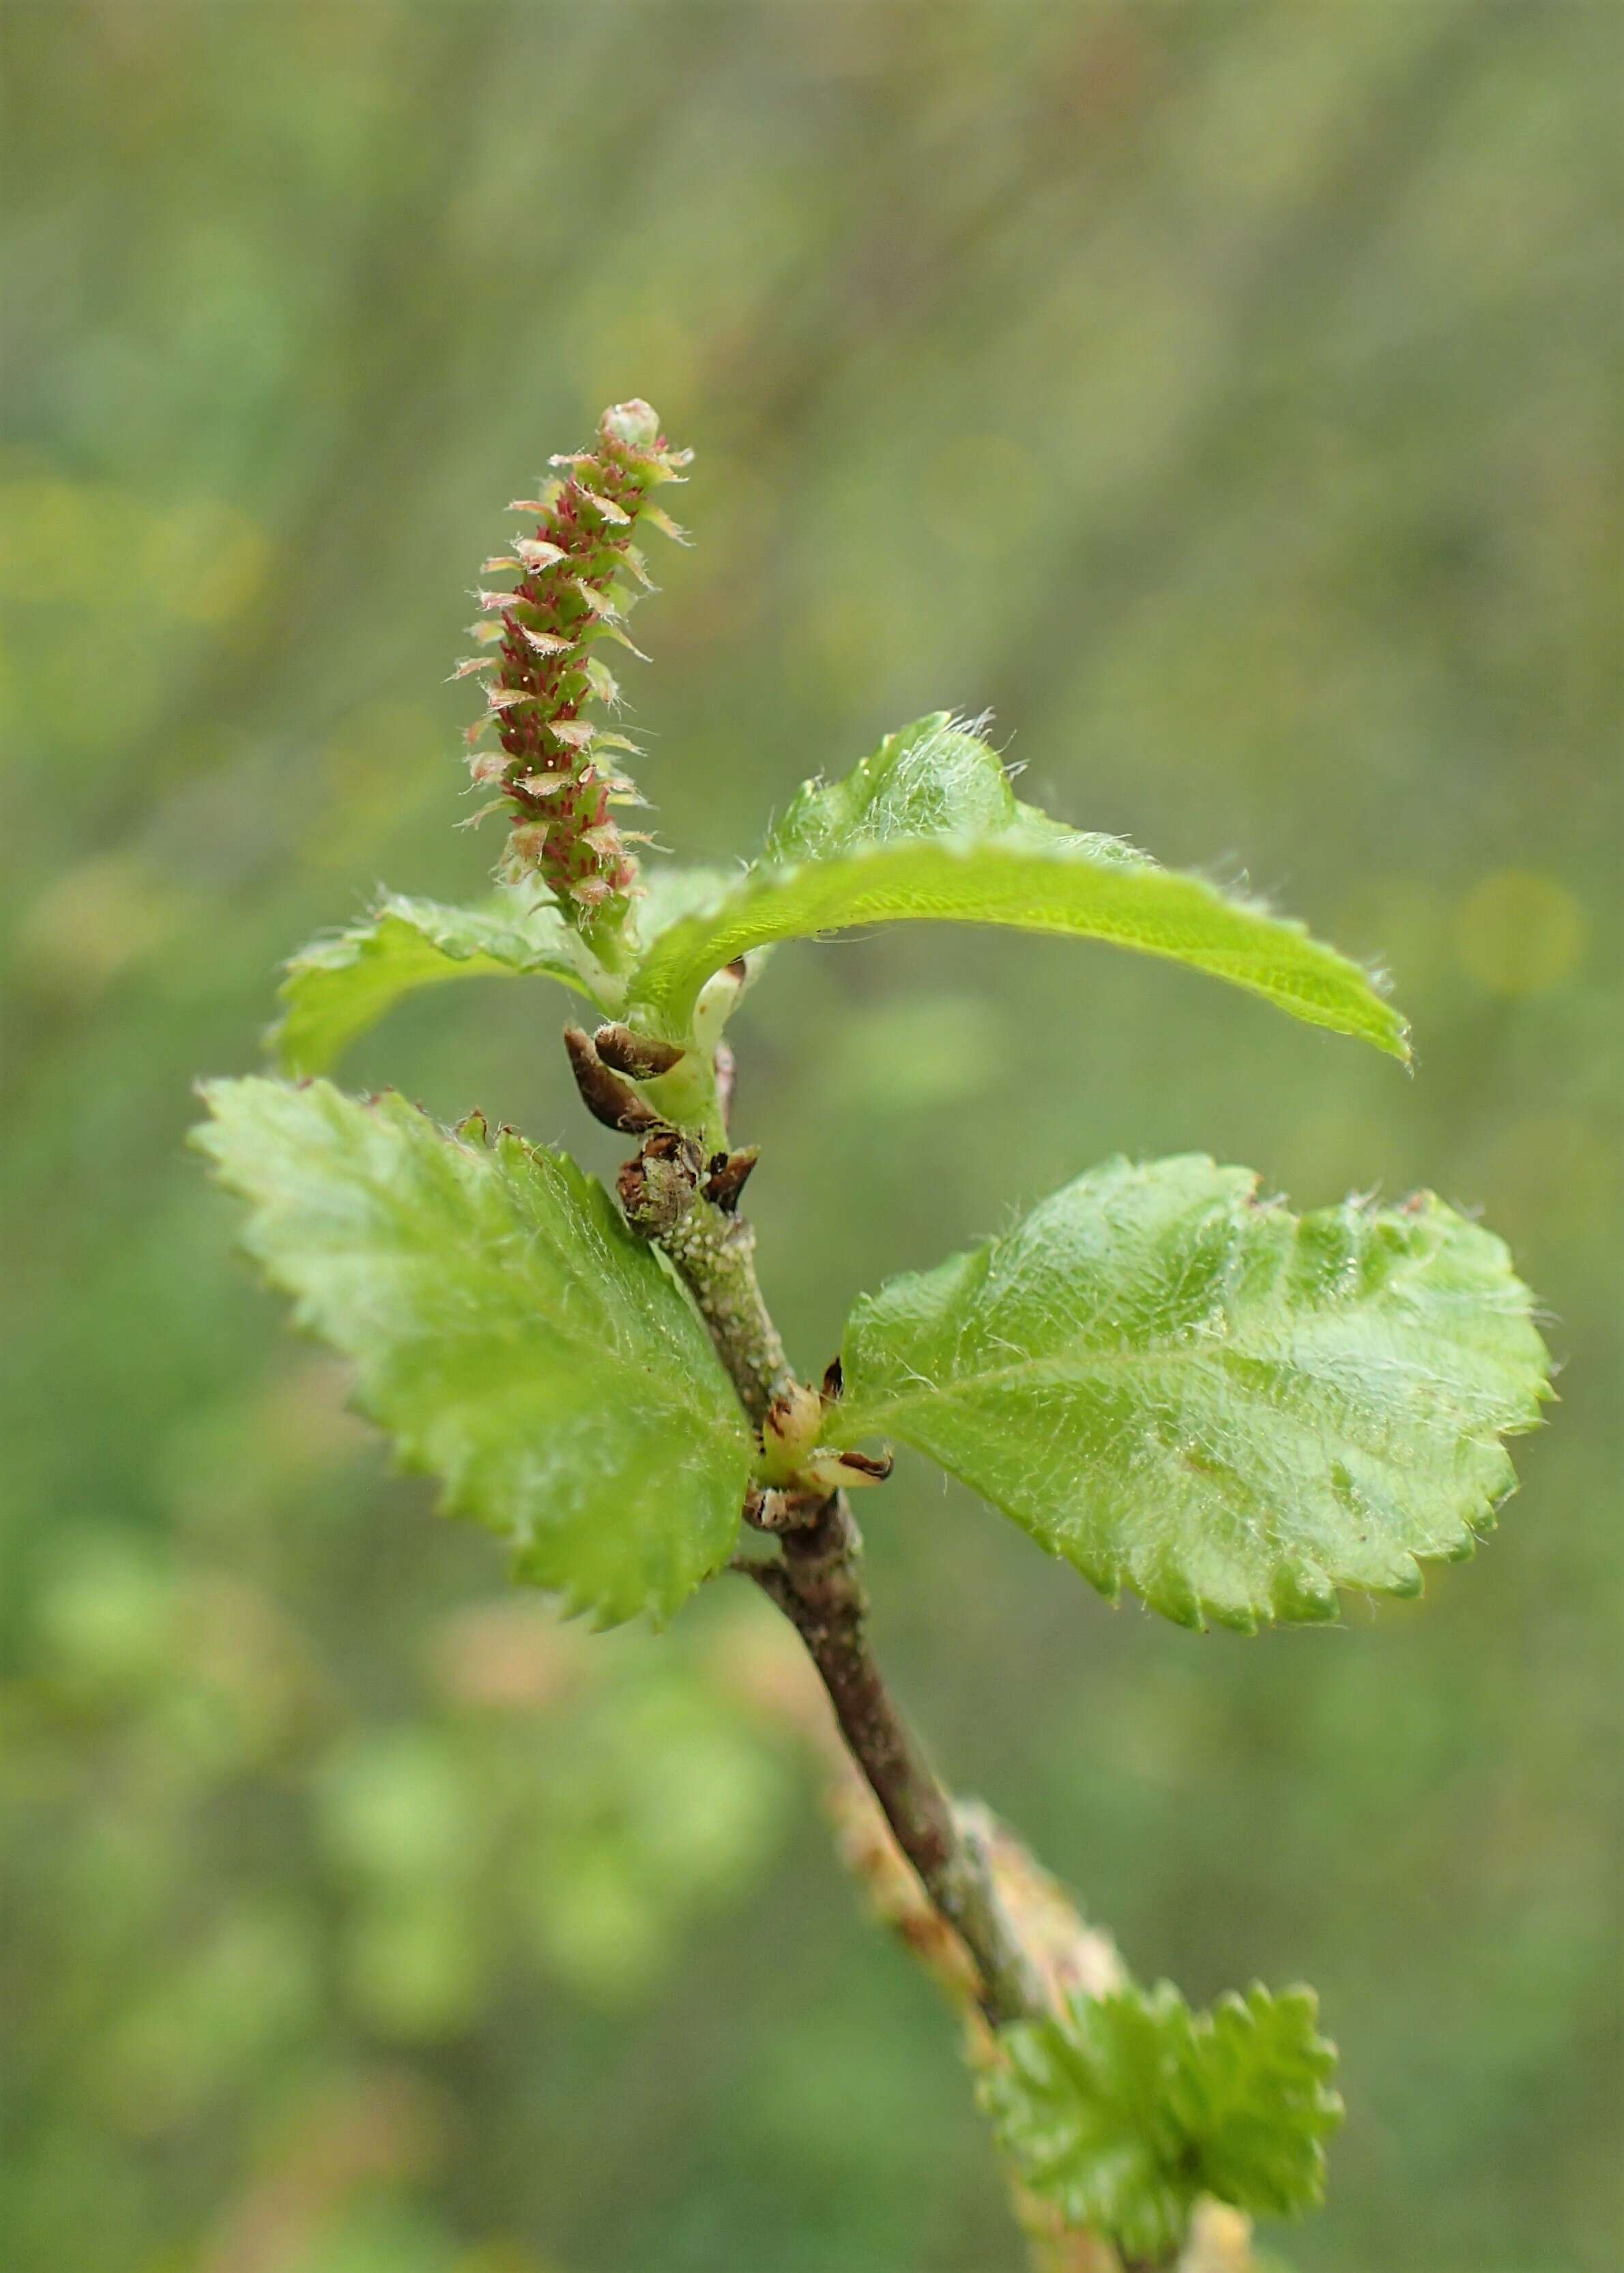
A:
[981,1982,1342,2262]
[630,716,1406,1056]
[832,1155,1550,1629]
[763,711,1134,867]
[192,1077,752,1624]
[272,893,602,1075]
[273,871,734,1075]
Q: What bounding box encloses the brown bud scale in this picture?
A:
[592,1023,686,1081]
[562,1026,664,1135]
[703,1146,759,1215]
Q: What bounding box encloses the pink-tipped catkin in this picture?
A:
[459,399,691,926]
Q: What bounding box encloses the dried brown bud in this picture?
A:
[562,1026,663,1135]
[743,1486,824,1535]
[702,1146,759,1215]
[799,1445,894,1493]
[617,1127,706,1238]
[834,1449,894,1484]
[592,1023,686,1081]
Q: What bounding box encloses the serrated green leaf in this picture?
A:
[989,1985,1193,2263]
[981,1981,1342,2263]
[271,892,603,1076]
[270,871,736,1077]
[629,714,1406,1057]
[1176,1986,1343,2222]
[191,1077,752,1625]
[832,1155,1550,1630]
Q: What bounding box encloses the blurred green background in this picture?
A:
[3,4,1619,2270]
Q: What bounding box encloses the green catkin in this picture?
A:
[457,399,691,939]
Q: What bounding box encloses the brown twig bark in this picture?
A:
[656,1175,1256,2270]
[657,1190,1043,2029]
[744,1491,1045,2029]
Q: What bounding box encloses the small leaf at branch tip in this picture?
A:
[981,1976,1342,2257]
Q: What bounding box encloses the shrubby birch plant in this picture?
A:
[195,402,1550,2271]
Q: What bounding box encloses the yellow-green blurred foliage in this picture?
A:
[2,6,1618,2271]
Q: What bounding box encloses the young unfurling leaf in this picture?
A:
[759,711,1056,859]
[271,893,608,1076]
[192,1077,752,1625]
[981,1980,1343,2263]
[831,1155,1550,1630]
[271,869,736,1076]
